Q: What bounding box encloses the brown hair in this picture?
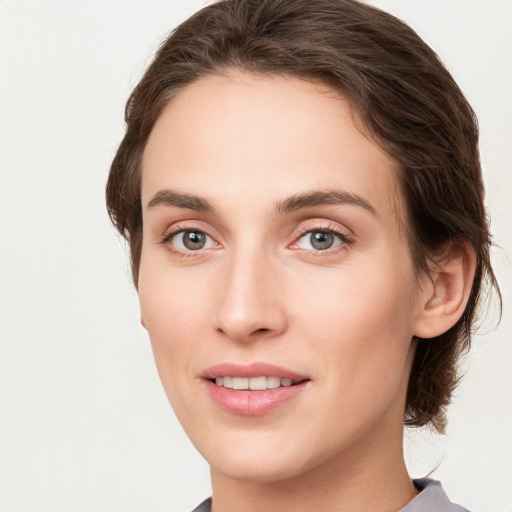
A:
[106,0,500,432]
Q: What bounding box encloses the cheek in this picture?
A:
[288,252,418,388]
[290,252,417,332]
[139,243,214,327]
[138,258,213,385]
[138,271,212,431]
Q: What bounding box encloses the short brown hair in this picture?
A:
[106,0,500,432]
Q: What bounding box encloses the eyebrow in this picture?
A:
[147,188,376,216]
[147,189,215,212]
[274,189,377,216]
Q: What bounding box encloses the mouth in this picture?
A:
[202,363,310,415]
[211,375,306,390]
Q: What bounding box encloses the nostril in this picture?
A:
[248,327,272,337]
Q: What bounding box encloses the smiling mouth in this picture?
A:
[204,365,310,415]
[212,376,306,390]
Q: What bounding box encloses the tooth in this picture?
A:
[249,376,267,390]
[267,376,281,389]
[232,377,249,390]
[215,376,223,386]
[281,378,293,387]
[223,376,233,389]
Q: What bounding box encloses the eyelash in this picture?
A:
[160,222,354,257]
[159,223,217,257]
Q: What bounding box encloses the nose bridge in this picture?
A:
[215,237,286,342]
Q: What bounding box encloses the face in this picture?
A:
[139,70,425,483]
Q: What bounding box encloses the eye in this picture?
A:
[295,229,346,251]
[167,230,216,251]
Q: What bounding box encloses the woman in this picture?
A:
[106,0,500,510]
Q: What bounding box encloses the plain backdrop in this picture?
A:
[0,1,510,511]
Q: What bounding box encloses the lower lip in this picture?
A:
[204,380,309,416]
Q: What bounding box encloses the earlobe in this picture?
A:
[413,242,476,339]
[140,315,147,330]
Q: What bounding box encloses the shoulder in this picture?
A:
[402,478,470,512]
[191,480,469,512]
[190,497,212,512]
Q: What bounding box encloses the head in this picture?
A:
[106,0,498,466]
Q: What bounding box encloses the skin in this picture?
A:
[138,70,474,512]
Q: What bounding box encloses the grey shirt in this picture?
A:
[190,478,470,512]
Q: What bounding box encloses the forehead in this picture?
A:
[141,70,403,224]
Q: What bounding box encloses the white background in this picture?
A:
[0,1,510,511]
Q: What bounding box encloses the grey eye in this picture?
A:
[184,231,206,249]
[173,230,211,250]
[296,230,343,251]
[310,231,335,250]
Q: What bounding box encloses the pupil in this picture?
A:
[184,231,206,250]
[311,231,333,250]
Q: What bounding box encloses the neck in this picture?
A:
[210,421,417,512]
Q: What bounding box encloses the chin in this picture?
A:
[210,453,309,483]
[194,427,335,484]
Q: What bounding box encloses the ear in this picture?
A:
[140,314,147,330]
[413,241,476,339]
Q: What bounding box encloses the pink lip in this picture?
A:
[201,362,310,416]
[201,362,308,381]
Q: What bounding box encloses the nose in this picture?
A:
[214,248,288,343]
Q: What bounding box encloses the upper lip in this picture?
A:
[201,362,309,381]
